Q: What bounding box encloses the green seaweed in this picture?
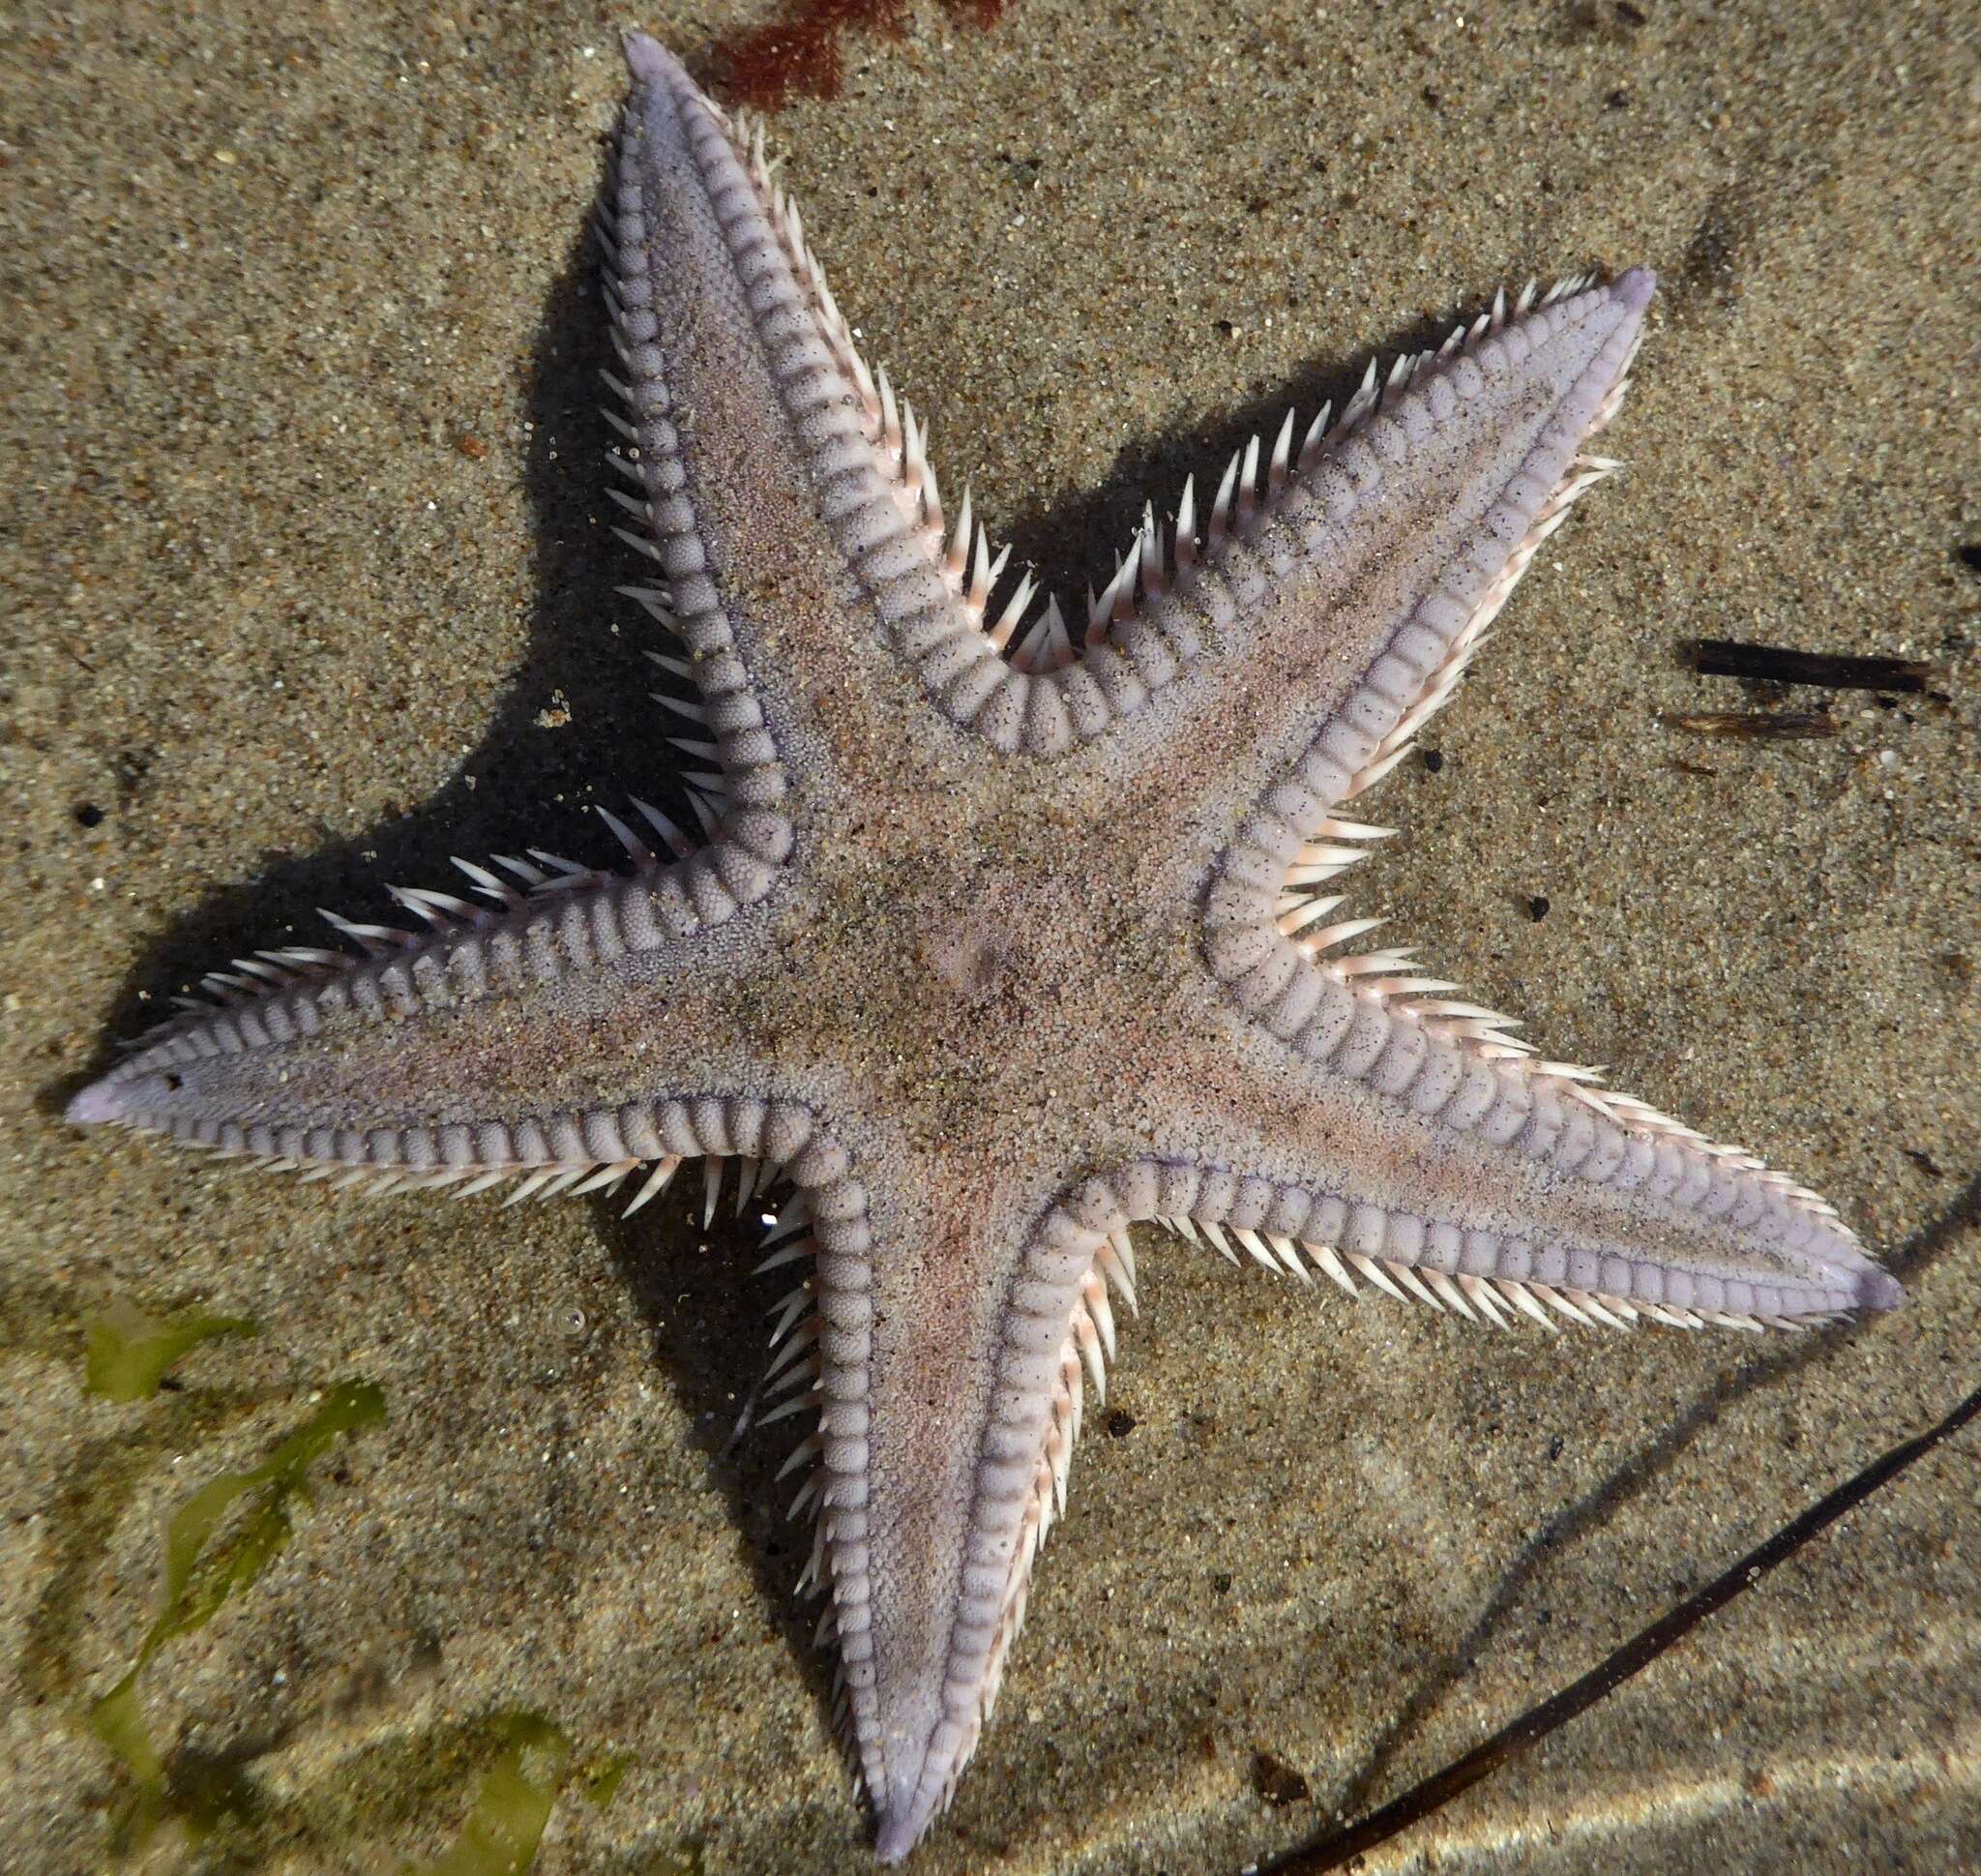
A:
[83,1295,253,1401]
[68,1339,660,1872]
[88,1380,386,1857]
[404,1712,573,1876]
[148,1713,535,1876]
[85,1676,168,1855]
[582,1750,635,1808]
[22,1390,263,1705]
[397,1719,677,1874]
[141,1379,385,1670]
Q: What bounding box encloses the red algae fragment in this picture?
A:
[718,0,1009,110]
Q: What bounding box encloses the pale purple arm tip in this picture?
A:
[1857,1266,1905,1313]
[1612,265,1657,312]
[620,30,675,84]
[66,1075,129,1126]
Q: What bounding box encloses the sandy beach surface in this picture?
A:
[2,2,1975,1871]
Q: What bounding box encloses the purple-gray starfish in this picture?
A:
[67,35,1901,1861]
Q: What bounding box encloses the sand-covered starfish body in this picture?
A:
[68,35,1900,1861]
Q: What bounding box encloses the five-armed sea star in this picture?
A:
[67,34,1901,1861]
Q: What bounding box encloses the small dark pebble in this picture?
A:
[1526,894,1551,922]
[1106,1409,1136,1439]
[1606,86,1630,108]
[1252,1750,1312,1807]
[74,802,104,827]
[1420,748,1444,773]
[1548,1433,1564,1461]
[1902,1146,1944,1178]
[1212,1570,1233,1594]
[1616,0,1648,23]
[1956,544,1981,577]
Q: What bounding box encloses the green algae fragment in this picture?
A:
[84,1296,253,1401]
[405,1713,574,1876]
[86,1674,166,1855]
[582,1751,634,1808]
[140,1379,386,1668]
[87,1380,385,1857]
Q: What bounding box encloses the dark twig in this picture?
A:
[1688,638,1930,693]
[1253,1384,1981,1875]
[1660,710,1838,739]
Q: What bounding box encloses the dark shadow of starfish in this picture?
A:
[595,1176,854,1755]
[63,213,669,1062]
[985,301,1532,635]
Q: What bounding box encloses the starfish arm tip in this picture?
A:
[1613,264,1658,312]
[1856,1265,1905,1313]
[620,29,672,82]
[66,1074,131,1127]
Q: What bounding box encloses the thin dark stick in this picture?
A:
[1689,638,1930,693]
[1256,1384,1981,1875]
[1660,710,1838,740]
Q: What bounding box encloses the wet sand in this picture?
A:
[1,2,1974,1871]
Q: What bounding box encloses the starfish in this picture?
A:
[67,33,1901,1862]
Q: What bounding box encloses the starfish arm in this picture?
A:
[1019,271,1655,868]
[1126,996,1898,1330]
[63,875,802,1197]
[779,1131,1132,1861]
[1188,277,1657,973]
[610,39,1045,805]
